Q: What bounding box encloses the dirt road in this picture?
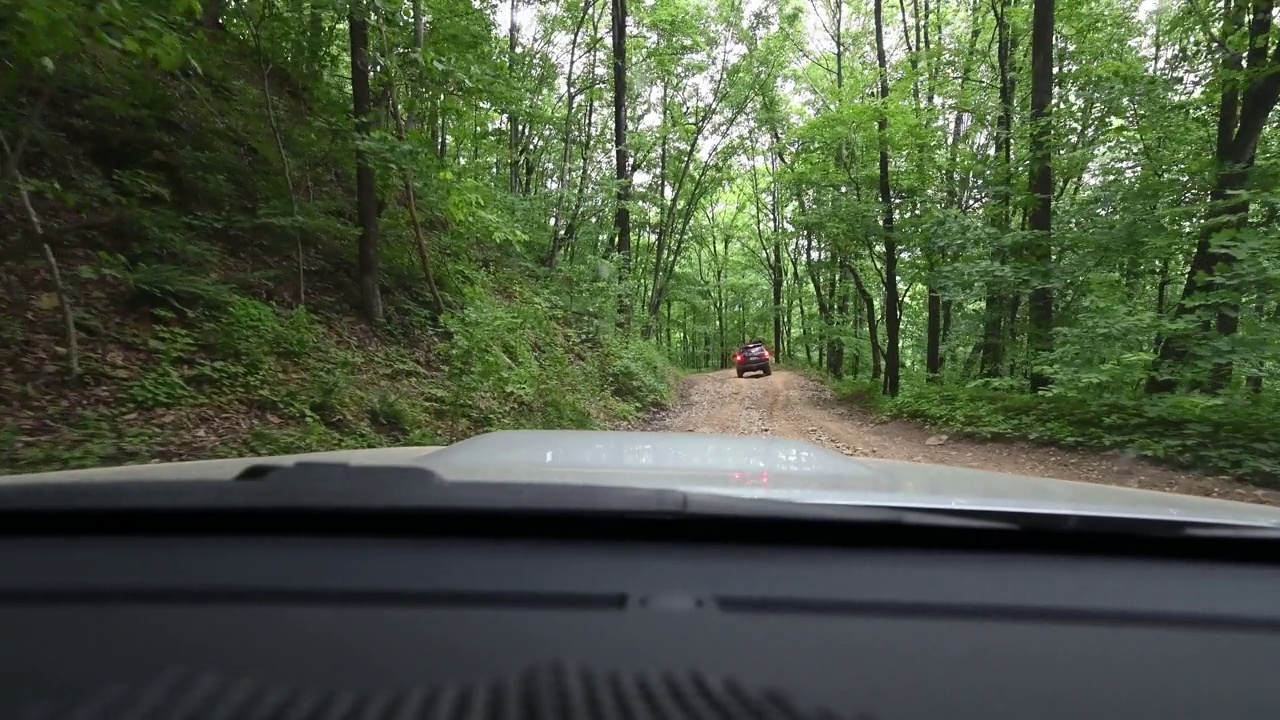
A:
[642,369,1280,507]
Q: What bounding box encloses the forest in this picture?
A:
[1,0,1278,482]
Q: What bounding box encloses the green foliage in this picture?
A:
[3,275,675,471]
[208,298,318,364]
[439,278,674,434]
[125,366,193,409]
[88,254,237,314]
[595,336,679,411]
[854,383,1280,484]
[366,391,413,431]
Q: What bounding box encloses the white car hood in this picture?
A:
[5,429,1279,528]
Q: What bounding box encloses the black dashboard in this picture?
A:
[2,512,1279,719]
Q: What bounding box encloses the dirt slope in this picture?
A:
[642,369,1280,508]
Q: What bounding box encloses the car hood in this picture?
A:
[4,429,1279,528]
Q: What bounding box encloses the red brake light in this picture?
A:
[734,354,743,363]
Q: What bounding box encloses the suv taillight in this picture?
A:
[734,354,743,363]
[762,350,770,359]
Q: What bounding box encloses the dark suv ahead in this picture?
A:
[734,341,773,378]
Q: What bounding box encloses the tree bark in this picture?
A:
[350,0,382,324]
[874,0,901,396]
[413,0,424,53]
[770,148,783,357]
[1026,0,1055,392]
[980,0,1016,379]
[610,0,631,322]
[926,286,941,380]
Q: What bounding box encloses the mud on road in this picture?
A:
[642,369,1280,507]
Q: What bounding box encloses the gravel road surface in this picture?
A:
[641,369,1280,506]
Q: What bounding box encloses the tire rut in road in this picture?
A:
[645,369,868,452]
[733,379,773,437]
[645,372,752,435]
[765,371,877,459]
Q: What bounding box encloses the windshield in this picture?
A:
[3,0,1279,519]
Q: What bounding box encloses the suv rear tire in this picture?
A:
[763,365,772,376]
[736,369,744,378]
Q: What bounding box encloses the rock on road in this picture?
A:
[642,368,1280,507]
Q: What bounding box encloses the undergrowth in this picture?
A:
[1,269,676,472]
[831,376,1280,485]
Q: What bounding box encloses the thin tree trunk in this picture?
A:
[792,250,812,365]
[379,29,446,315]
[770,149,783,356]
[547,0,593,268]
[926,286,941,381]
[507,0,521,194]
[830,269,849,378]
[41,243,78,379]
[644,78,671,338]
[1,131,79,379]
[253,43,306,308]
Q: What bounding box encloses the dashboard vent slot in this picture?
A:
[717,596,872,616]
[19,663,853,720]
[0,588,627,610]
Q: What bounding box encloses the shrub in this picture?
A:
[859,383,1280,484]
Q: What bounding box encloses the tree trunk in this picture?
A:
[1026,0,1055,392]
[926,286,941,380]
[644,78,671,339]
[874,0,901,396]
[771,162,784,358]
[979,294,1005,377]
[507,0,521,195]
[792,250,812,365]
[610,0,631,322]
[980,0,1016,379]
[349,0,381,324]
[413,0,424,53]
